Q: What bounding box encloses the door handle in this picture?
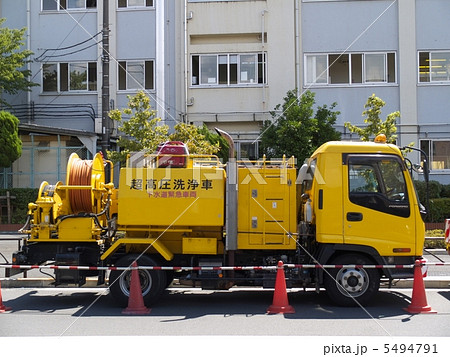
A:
[347,212,363,221]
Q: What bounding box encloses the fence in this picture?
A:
[1,146,90,189]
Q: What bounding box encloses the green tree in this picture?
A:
[108,91,226,166]
[0,18,37,106]
[197,124,229,162]
[344,94,399,143]
[107,91,169,165]
[0,111,22,167]
[169,123,220,155]
[260,89,341,164]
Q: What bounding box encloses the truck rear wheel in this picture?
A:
[324,254,380,307]
[109,254,167,307]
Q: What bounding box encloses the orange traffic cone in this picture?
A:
[267,261,295,314]
[405,259,436,314]
[0,280,12,313]
[122,262,151,315]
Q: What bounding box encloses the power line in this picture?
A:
[34,31,102,62]
[35,40,101,61]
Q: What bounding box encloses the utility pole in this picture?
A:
[101,0,110,158]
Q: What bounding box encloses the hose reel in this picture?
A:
[66,152,106,214]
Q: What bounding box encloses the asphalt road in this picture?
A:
[1,232,450,356]
[1,286,450,357]
[1,286,450,337]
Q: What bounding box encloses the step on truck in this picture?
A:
[12,131,427,307]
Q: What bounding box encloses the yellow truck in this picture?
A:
[12,132,427,307]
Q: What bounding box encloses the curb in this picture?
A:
[388,277,450,289]
[423,249,448,256]
[0,277,107,289]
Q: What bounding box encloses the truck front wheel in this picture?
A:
[109,254,167,307]
[324,254,380,307]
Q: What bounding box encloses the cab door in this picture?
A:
[343,154,416,256]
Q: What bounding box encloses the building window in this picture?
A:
[192,53,267,86]
[237,141,259,161]
[42,62,97,92]
[419,51,450,83]
[42,0,97,11]
[118,61,154,90]
[188,0,264,2]
[118,0,154,8]
[43,64,58,91]
[305,52,396,85]
[421,140,450,171]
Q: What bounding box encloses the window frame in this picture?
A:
[191,52,267,87]
[346,154,410,218]
[117,0,154,9]
[118,60,155,91]
[304,51,396,86]
[236,140,259,161]
[418,50,450,84]
[420,139,450,172]
[42,61,97,93]
[41,0,97,11]
[69,62,88,91]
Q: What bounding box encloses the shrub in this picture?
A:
[427,198,450,223]
[414,180,450,204]
[424,238,446,249]
[440,184,450,198]
[425,229,444,237]
[413,180,427,204]
[424,231,445,249]
[428,180,442,199]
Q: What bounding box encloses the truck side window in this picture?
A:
[347,155,410,218]
[379,159,408,202]
[349,164,380,193]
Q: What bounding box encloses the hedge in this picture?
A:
[414,180,450,202]
[412,180,450,223]
[0,188,39,224]
[426,198,450,223]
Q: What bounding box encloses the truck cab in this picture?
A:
[298,140,425,305]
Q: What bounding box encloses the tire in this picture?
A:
[109,254,167,307]
[324,254,380,307]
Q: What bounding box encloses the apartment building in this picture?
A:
[183,0,298,159]
[0,0,180,188]
[301,0,450,184]
[1,0,449,187]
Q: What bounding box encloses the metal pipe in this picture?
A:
[184,0,189,122]
[261,10,267,106]
[295,0,301,90]
[27,0,31,119]
[156,0,165,123]
[214,128,237,251]
[214,127,235,159]
[101,0,110,157]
